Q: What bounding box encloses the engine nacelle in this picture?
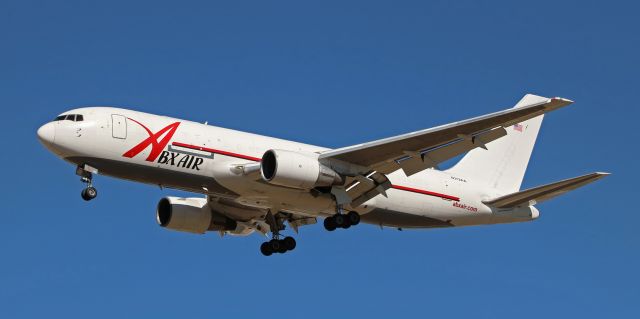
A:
[156,197,238,235]
[260,149,343,189]
[156,197,212,234]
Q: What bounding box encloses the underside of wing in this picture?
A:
[208,195,317,235]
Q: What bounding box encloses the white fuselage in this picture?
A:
[37,107,538,229]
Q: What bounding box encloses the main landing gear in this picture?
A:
[77,164,98,201]
[323,207,360,231]
[260,236,296,256]
[260,211,297,256]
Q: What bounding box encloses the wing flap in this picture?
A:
[287,215,317,233]
[482,172,610,209]
[379,126,507,176]
[347,172,392,207]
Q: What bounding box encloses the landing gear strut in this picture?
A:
[260,211,297,256]
[324,205,360,231]
[77,164,98,201]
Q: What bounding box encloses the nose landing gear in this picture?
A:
[80,178,98,201]
[77,164,98,201]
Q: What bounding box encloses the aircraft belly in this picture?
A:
[65,156,237,197]
[360,208,453,228]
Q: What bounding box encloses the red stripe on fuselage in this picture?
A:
[390,184,460,201]
[171,142,459,200]
[171,142,262,162]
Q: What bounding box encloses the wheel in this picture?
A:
[277,241,288,254]
[85,187,97,199]
[270,239,284,253]
[81,188,93,201]
[342,217,352,229]
[334,214,346,228]
[347,211,360,226]
[260,242,273,256]
[81,187,97,201]
[324,216,337,231]
[283,236,296,251]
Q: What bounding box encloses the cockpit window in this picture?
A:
[53,114,84,122]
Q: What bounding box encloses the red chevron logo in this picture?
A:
[123,118,181,162]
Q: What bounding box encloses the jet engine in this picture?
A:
[260,149,343,189]
[156,197,237,234]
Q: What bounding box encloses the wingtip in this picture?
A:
[552,97,574,104]
[520,94,574,107]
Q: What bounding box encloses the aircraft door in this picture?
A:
[112,114,127,139]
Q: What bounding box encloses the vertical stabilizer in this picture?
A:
[447,94,548,194]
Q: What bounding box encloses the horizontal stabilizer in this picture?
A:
[482,172,610,208]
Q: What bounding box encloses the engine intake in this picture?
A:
[157,197,237,234]
[260,149,343,189]
[157,197,211,234]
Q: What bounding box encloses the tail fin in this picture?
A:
[447,94,550,194]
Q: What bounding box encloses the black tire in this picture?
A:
[270,239,284,253]
[283,236,296,251]
[277,241,288,254]
[342,217,352,229]
[81,189,91,201]
[324,216,337,231]
[347,211,361,226]
[85,187,97,199]
[260,242,273,256]
[334,214,346,228]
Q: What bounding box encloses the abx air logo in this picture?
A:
[123,118,204,170]
[123,118,180,161]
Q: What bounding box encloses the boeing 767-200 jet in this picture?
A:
[36,94,608,256]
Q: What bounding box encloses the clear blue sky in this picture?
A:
[1,0,638,317]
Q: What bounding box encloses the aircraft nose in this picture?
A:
[37,122,55,146]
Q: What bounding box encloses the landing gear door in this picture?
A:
[112,114,127,139]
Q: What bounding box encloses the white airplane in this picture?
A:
[36,94,608,256]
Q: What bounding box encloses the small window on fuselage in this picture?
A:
[75,114,83,121]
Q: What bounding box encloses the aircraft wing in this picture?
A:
[482,172,610,209]
[319,94,573,176]
[208,195,317,235]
